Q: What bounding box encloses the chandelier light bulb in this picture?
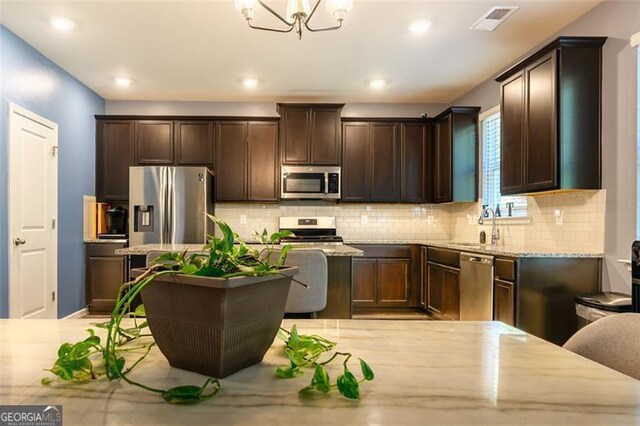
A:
[325,0,353,21]
[286,0,312,20]
[234,0,260,19]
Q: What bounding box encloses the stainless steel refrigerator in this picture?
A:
[129,166,215,246]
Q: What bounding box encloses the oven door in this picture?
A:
[281,172,326,199]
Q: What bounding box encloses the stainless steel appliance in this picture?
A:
[129,166,215,246]
[459,252,495,320]
[281,166,340,200]
[278,216,343,244]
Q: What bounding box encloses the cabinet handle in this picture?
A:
[14,238,26,246]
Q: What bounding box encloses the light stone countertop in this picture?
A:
[345,239,603,258]
[2,319,640,425]
[115,243,363,257]
[84,239,128,244]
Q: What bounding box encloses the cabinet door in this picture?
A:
[96,120,133,202]
[175,121,214,165]
[342,123,370,202]
[135,121,174,165]
[216,122,247,201]
[370,123,399,202]
[377,259,410,306]
[400,123,428,202]
[420,246,428,309]
[85,244,125,314]
[248,122,278,202]
[310,108,341,165]
[434,115,452,203]
[501,72,526,195]
[352,259,377,306]
[525,52,558,191]
[494,279,515,326]
[281,107,310,164]
[427,263,443,314]
[442,267,460,320]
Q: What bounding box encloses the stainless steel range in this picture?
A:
[278,217,343,244]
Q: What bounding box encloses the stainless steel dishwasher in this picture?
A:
[459,252,495,320]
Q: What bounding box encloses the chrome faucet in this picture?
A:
[478,207,500,248]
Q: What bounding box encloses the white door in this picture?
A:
[8,104,58,319]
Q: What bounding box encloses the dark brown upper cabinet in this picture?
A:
[278,103,344,165]
[342,121,399,202]
[174,121,214,166]
[432,107,480,204]
[96,120,134,202]
[400,123,429,203]
[135,120,174,165]
[496,36,606,195]
[215,121,279,202]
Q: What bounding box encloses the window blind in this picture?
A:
[481,111,527,217]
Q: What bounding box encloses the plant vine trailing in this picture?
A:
[42,216,374,404]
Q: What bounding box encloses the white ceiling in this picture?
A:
[0,0,602,103]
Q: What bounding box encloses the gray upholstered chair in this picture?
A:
[275,249,328,315]
[563,313,640,380]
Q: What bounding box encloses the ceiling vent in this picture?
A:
[470,6,519,32]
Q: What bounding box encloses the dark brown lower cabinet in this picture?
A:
[85,243,126,314]
[494,279,516,326]
[352,258,410,308]
[427,261,460,320]
[352,259,377,305]
[419,246,428,309]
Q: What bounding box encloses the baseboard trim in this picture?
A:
[62,308,87,319]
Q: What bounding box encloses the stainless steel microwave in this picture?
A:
[281,166,341,199]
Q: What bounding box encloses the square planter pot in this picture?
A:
[130,267,298,378]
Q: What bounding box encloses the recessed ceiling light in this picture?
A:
[369,79,387,89]
[408,20,431,34]
[243,78,259,88]
[114,77,132,87]
[50,16,75,32]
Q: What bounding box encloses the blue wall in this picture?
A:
[0,26,105,318]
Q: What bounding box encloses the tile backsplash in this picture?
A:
[215,202,451,242]
[215,190,606,253]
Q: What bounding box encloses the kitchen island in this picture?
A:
[116,243,363,319]
[2,319,639,425]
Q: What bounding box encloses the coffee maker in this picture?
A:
[98,206,128,239]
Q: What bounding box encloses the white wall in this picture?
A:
[452,0,640,293]
[105,100,448,118]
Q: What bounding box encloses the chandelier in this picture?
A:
[234,0,354,40]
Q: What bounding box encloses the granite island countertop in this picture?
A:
[115,243,363,257]
[2,319,639,425]
[345,239,603,258]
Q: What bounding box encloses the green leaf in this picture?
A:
[41,377,52,385]
[276,245,292,267]
[310,365,331,393]
[336,369,360,400]
[180,264,199,275]
[276,365,303,379]
[161,378,220,404]
[359,359,374,381]
[133,304,146,317]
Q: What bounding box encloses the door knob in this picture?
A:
[13,238,26,246]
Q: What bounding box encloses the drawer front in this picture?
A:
[86,243,126,257]
[427,247,460,268]
[495,258,516,281]
[351,244,411,258]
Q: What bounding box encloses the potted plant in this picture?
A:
[42,216,374,404]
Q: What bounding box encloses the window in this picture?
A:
[480,107,527,218]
